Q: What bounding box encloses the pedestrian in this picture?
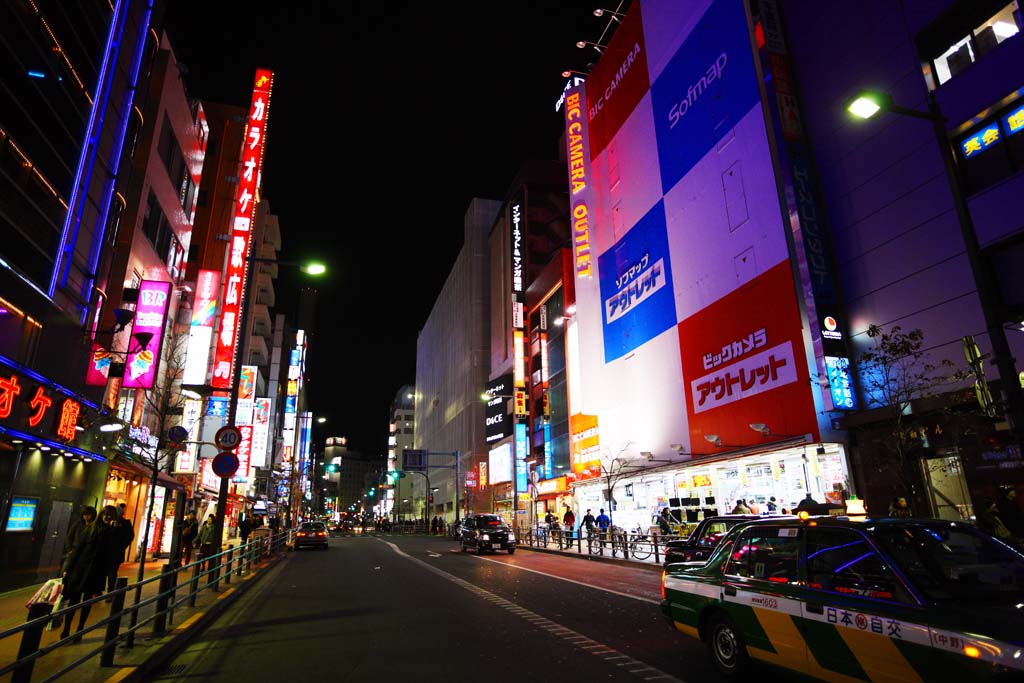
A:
[61,505,119,641]
[108,503,134,592]
[180,512,198,565]
[582,508,596,538]
[998,487,1024,539]
[658,507,672,536]
[766,496,778,513]
[794,493,820,513]
[63,506,97,564]
[730,499,751,514]
[888,496,912,518]
[562,506,576,548]
[976,498,1014,541]
[239,515,252,545]
[596,508,611,541]
[747,499,760,515]
[194,515,217,568]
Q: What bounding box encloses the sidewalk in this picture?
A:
[515,533,666,572]
[0,538,262,683]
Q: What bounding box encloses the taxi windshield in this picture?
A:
[874,523,1024,601]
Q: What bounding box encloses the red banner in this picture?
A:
[678,261,818,454]
[212,69,274,389]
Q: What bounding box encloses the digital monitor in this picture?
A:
[704,496,716,505]
[6,497,38,532]
[668,497,681,508]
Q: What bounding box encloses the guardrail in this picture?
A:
[1,529,294,683]
[515,526,684,564]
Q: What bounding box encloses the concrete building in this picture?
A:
[414,198,501,524]
[387,385,416,519]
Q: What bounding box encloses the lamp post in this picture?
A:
[846,90,1024,438]
[212,257,326,554]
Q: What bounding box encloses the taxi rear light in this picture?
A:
[964,645,981,659]
[661,570,666,600]
[297,532,308,537]
[316,532,327,536]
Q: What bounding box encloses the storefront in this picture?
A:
[571,442,852,533]
[532,476,573,526]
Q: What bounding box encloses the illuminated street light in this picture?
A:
[846,93,883,119]
[316,416,327,424]
[302,262,327,276]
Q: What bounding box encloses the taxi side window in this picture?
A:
[805,528,908,603]
[464,518,475,530]
[698,522,730,547]
[725,527,800,583]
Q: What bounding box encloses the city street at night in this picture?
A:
[151,536,784,683]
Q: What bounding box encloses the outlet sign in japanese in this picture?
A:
[212,69,274,389]
[598,201,676,362]
[123,280,171,389]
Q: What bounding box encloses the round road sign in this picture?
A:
[167,425,189,444]
[212,451,240,478]
[215,425,242,450]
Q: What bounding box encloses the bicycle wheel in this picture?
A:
[630,540,652,561]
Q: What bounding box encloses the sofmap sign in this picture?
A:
[598,201,675,362]
[649,0,760,194]
[212,69,273,389]
[123,280,171,389]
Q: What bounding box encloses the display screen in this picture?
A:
[6,497,38,532]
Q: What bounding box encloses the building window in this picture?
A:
[957,98,1024,193]
[921,1,1021,88]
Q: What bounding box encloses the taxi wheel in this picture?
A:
[706,612,750,677]
[507,548,515,555]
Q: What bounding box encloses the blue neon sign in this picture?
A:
[1004,104,1024,137]
[825,356,857,410]
[960,124,1000,158]
[515,422,528,493]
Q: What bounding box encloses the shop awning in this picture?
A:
[156,472,185,491]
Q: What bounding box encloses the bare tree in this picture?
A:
[854,324,967,511]
[597,441,643,526]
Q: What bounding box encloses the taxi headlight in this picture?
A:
[481,534,490,541]
[508,534,515,542]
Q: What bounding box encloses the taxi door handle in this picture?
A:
[724,585,736,597]
[806,601,823,614]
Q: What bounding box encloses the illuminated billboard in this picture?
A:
[183,269,219,385]
[488,442,512,485]
[123,280,171,389]
[212,69,274,389]
[251,397,271,468]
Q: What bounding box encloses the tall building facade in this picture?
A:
[387,385,416,519]
[414,198,500,523]
[0,0,160,589]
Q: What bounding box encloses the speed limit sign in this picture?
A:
[215,425,242,450]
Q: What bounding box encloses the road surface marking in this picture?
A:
[470,554,661,605]
[378,538,684,683]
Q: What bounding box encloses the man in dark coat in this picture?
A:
[62,505,118,641]
[107,503,134,592]
[63,506,97,563]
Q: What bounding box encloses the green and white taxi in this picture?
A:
[660,516,1024,681]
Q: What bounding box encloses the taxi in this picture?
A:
[660,515,1024,681]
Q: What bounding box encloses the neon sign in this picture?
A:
[564,90,593,278]
[212,69,274,389]
[123,280,171,389]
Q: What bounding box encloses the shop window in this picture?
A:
[921,1,1021,88]
[805,528,908,603]
[725,527,799,582]
[958,98,1024,193]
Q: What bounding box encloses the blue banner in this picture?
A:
[598,201,676,362]
[650,0,761,194]
[515,422,528,493]
[206,396,228,417]
[825,356,857,410]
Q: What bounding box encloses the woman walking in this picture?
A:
[61,505,118,641]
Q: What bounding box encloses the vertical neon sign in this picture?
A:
[212,69,273,389]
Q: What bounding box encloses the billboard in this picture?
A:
[569,413,601,481]
[236,365,257,425]
[488,443,512,485]
[85,343,113,386]
[212,69,274,389]
[233,424,253,483]
[123,280,171,389]
[563,88,594,279]
[183,269,219,385]
[679,261,818,451]
[484,374,513,444]
[598,201,675,362]
[250,397,271,468]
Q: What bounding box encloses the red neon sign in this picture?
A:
[212,68,274,389]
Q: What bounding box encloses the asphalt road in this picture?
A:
[150,534,794,682]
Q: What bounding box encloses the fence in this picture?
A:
[515,525,683,564]
[1,529,294,683]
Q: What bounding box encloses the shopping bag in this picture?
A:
[25,578,63,608]
[46,595,65,631]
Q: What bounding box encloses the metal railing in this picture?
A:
[0,529,294,683]
[515,525,684,564]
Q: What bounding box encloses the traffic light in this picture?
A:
[326,463,338,473]
[368,488,376,497]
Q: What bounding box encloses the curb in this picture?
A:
[106,552,289,683]
[517,544,664,573]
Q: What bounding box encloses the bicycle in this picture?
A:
[626,526,653,561]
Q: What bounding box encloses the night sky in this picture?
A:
[164,1,609,455]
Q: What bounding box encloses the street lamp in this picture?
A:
[846,88,1024,436]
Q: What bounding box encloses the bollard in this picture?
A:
[101,577,129,667]
[237,544,245,576]
[13,602,53,683]
[189,556,202,607]
[225,547,234,585]
[152,565,175,635]
[167,563,180,626]
[654,535,660,564]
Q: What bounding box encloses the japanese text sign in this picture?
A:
[123,280,171,389]
[212,68,274,389]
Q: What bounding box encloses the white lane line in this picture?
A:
[426,551,441,558]
[377,538,684,683]
[470,554,661,605]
